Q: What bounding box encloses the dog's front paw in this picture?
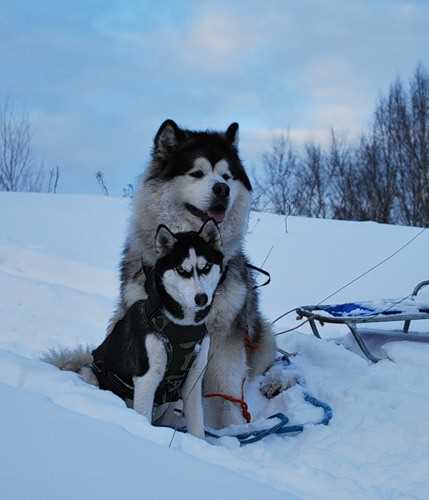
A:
[259,367,297,399]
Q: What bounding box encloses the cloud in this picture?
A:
[180,6,262,73]
[296,57,372,136]
[95,3,264,75]
[2,0,429,194]
[240,127,332,173]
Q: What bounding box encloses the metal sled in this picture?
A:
[296,280,429,362]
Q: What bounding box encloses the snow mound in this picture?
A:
[1,192,428,500]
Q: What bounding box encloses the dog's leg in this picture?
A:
[247,319,295,398]
[133,334,167,421]
[204,333,248,429]
[182,336,210,439]
[247,319,277,377]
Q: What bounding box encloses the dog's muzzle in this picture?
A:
[185,199,229,224]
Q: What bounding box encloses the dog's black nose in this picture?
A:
[213,182,230,198]
[195,293,208,307]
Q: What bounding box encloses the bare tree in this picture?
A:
[325,131,364,220]
[95,170,109,196]
[47,166,60,194]
[95,171,136,198]
[0,100,59,193]
[356,130,398,224]
[365,67,429,226]
[253,135,298,215]
[252,64,429,227]
[394,66,429,226]
[250,168,266,212]
[294,142,329,218]
[122,183,134,198]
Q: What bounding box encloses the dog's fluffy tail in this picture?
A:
[41,345,94,372]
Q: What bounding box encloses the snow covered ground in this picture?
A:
[1,191,428,500]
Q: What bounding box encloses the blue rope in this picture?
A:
[157,353,334,446]
[205,391,333,446]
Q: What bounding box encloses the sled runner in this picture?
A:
[296,280,429,362]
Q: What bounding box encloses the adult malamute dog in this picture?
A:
[115,120,277,428]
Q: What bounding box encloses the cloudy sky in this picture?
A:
[2,1,429,195]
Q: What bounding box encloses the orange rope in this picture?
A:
[244,334,259,352]
[205,378,251,423]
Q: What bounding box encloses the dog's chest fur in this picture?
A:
[206,258,248,336]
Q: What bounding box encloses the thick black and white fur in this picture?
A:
[44,220,224,439]
[154,222,223,326]
[113,120,278,428]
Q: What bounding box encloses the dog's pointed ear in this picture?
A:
[154,120,185,158]
[225,122,239,148]
[198,218,222,252]
[155,224,178,255]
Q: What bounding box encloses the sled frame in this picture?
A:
[296,280,429,363]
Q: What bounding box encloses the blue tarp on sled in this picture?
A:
[297,280,429,362]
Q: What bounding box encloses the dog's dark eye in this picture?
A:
[176,266,186,275]
[200,263,212,274]
[176,265,191,277]
[222,174,230,181]
[190,170,204,179]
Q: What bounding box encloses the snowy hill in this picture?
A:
[1,191,428,500]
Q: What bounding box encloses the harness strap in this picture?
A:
[92,330,204,405]
[246,263,271,289]
[205,378,251,423]
[91,362,134,401]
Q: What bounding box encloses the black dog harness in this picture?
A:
[91,270,207,406]
[90,260,269,406]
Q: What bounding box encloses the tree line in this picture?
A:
[0,100,59,194]
[2,65,428,227]
[253,64,429,228]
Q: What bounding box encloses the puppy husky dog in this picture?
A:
[114,120,277,428]
[46,219,224,439]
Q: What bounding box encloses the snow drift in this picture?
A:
[0,191,428,500]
